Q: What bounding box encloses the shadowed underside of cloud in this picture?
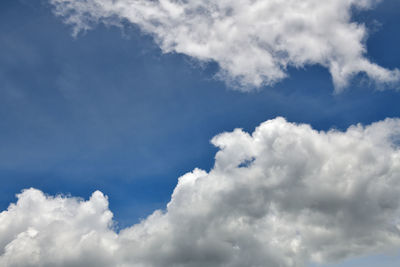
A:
[48,0,400,91]
[2,117,400,266]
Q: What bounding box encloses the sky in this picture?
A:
[1,0,400,266]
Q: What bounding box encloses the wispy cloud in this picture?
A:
[49,0,399,91]
[2,117,400,266]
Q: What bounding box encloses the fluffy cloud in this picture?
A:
[2,117,400,266]
[48,0,400,90]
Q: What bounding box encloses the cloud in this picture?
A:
[2,117,400,266]
[48,0,400,91]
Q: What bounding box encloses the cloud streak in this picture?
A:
[2,117,400,266]
[49,0,400,91]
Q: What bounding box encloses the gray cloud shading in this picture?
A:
[2,117,400,266]
[49,0,399,91]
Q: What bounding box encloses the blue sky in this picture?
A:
[1,0,400,266]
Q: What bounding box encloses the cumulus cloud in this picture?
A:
[48,0,400,91]
[2,117,400,266]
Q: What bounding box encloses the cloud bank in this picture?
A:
[2,117,400,266]
[48,0,400,91]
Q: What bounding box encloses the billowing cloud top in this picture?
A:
[49,0,399,91]
[2,117,400,266]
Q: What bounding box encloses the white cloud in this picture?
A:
[2,117,400,266]
[48,0,400,91]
